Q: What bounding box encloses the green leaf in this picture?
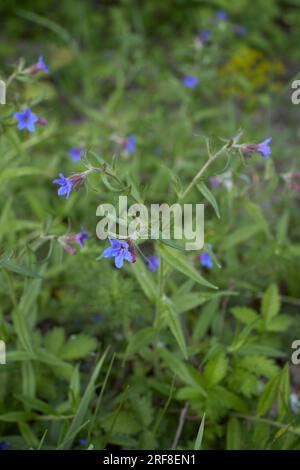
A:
[0,167,45,180]
[261,284,280,325]
[1,260,43,278]
[197,182,220,218]
[124,327,157,360]
[230,307,259,325]
[245,201,271,239]
[222,225,260,250]
[257,372,281,416]
[226,417,242,450]
[194,413,206,450]
[159,244,217,290]
[203,351,228,388]
[278,365,290,420]
[131,259,158,302]
[44,327,65,355]
[161,298,188,359]
[59,334,97,360]
[159,349,207,397]
[239,356,279,379]
[60,348,108,449]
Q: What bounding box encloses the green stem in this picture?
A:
[178,142,229,203]
[154,257,164,328]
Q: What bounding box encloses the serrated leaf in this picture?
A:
[59,335,97,360]
[203,351,228,387]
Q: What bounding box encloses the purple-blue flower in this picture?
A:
[53,173,74,199]
[13,107,38,132]
[243,137,272,160]
[256,138,272,159]
[216,10,228,21]
[74,227,90,247]
[198,30,211,44]
[183,75,199,89]
[200,244,213,269]
[103,239,133,269]
[35,56,49,73]
[92,314,104,324]
[0,441,10,450]
[124,135,136,154]
[69,146,86,162]
[235,25,247,36]
[146,255,160,272]
[79,437,88,446]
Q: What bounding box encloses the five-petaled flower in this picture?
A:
[146,255,160,272]
[200,244,213,269]
[243,137,272,160]
[183,75,199,89]
[69,146,86,162]
[103,239,133,269]
[53,173,86,200]
[13,107,38,132]
[123,135,136,154]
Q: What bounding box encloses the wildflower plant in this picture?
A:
[0,0,299,452]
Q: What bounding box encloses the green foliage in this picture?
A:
[0,0,299,451]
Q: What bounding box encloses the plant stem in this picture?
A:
[178,142,229,202]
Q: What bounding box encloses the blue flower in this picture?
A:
[69,146,86,162]
[216,10,228,21]
[200,244,213,269]
[124,135,136,154]
[74,227,90,247]
[256,137,272,159]
[103,239,133,269]
[0,441,10,450]
[13,107,38,132]
[53,173,74,199]
[183,75,199,89]
[53,173,86,199]
[243,137,272,160]
[35,56,49,73]
[198,30,211,44]
[235,25,247,36]
[92,314,104,324]
[146,255,160,272]
[79,437,88,446]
